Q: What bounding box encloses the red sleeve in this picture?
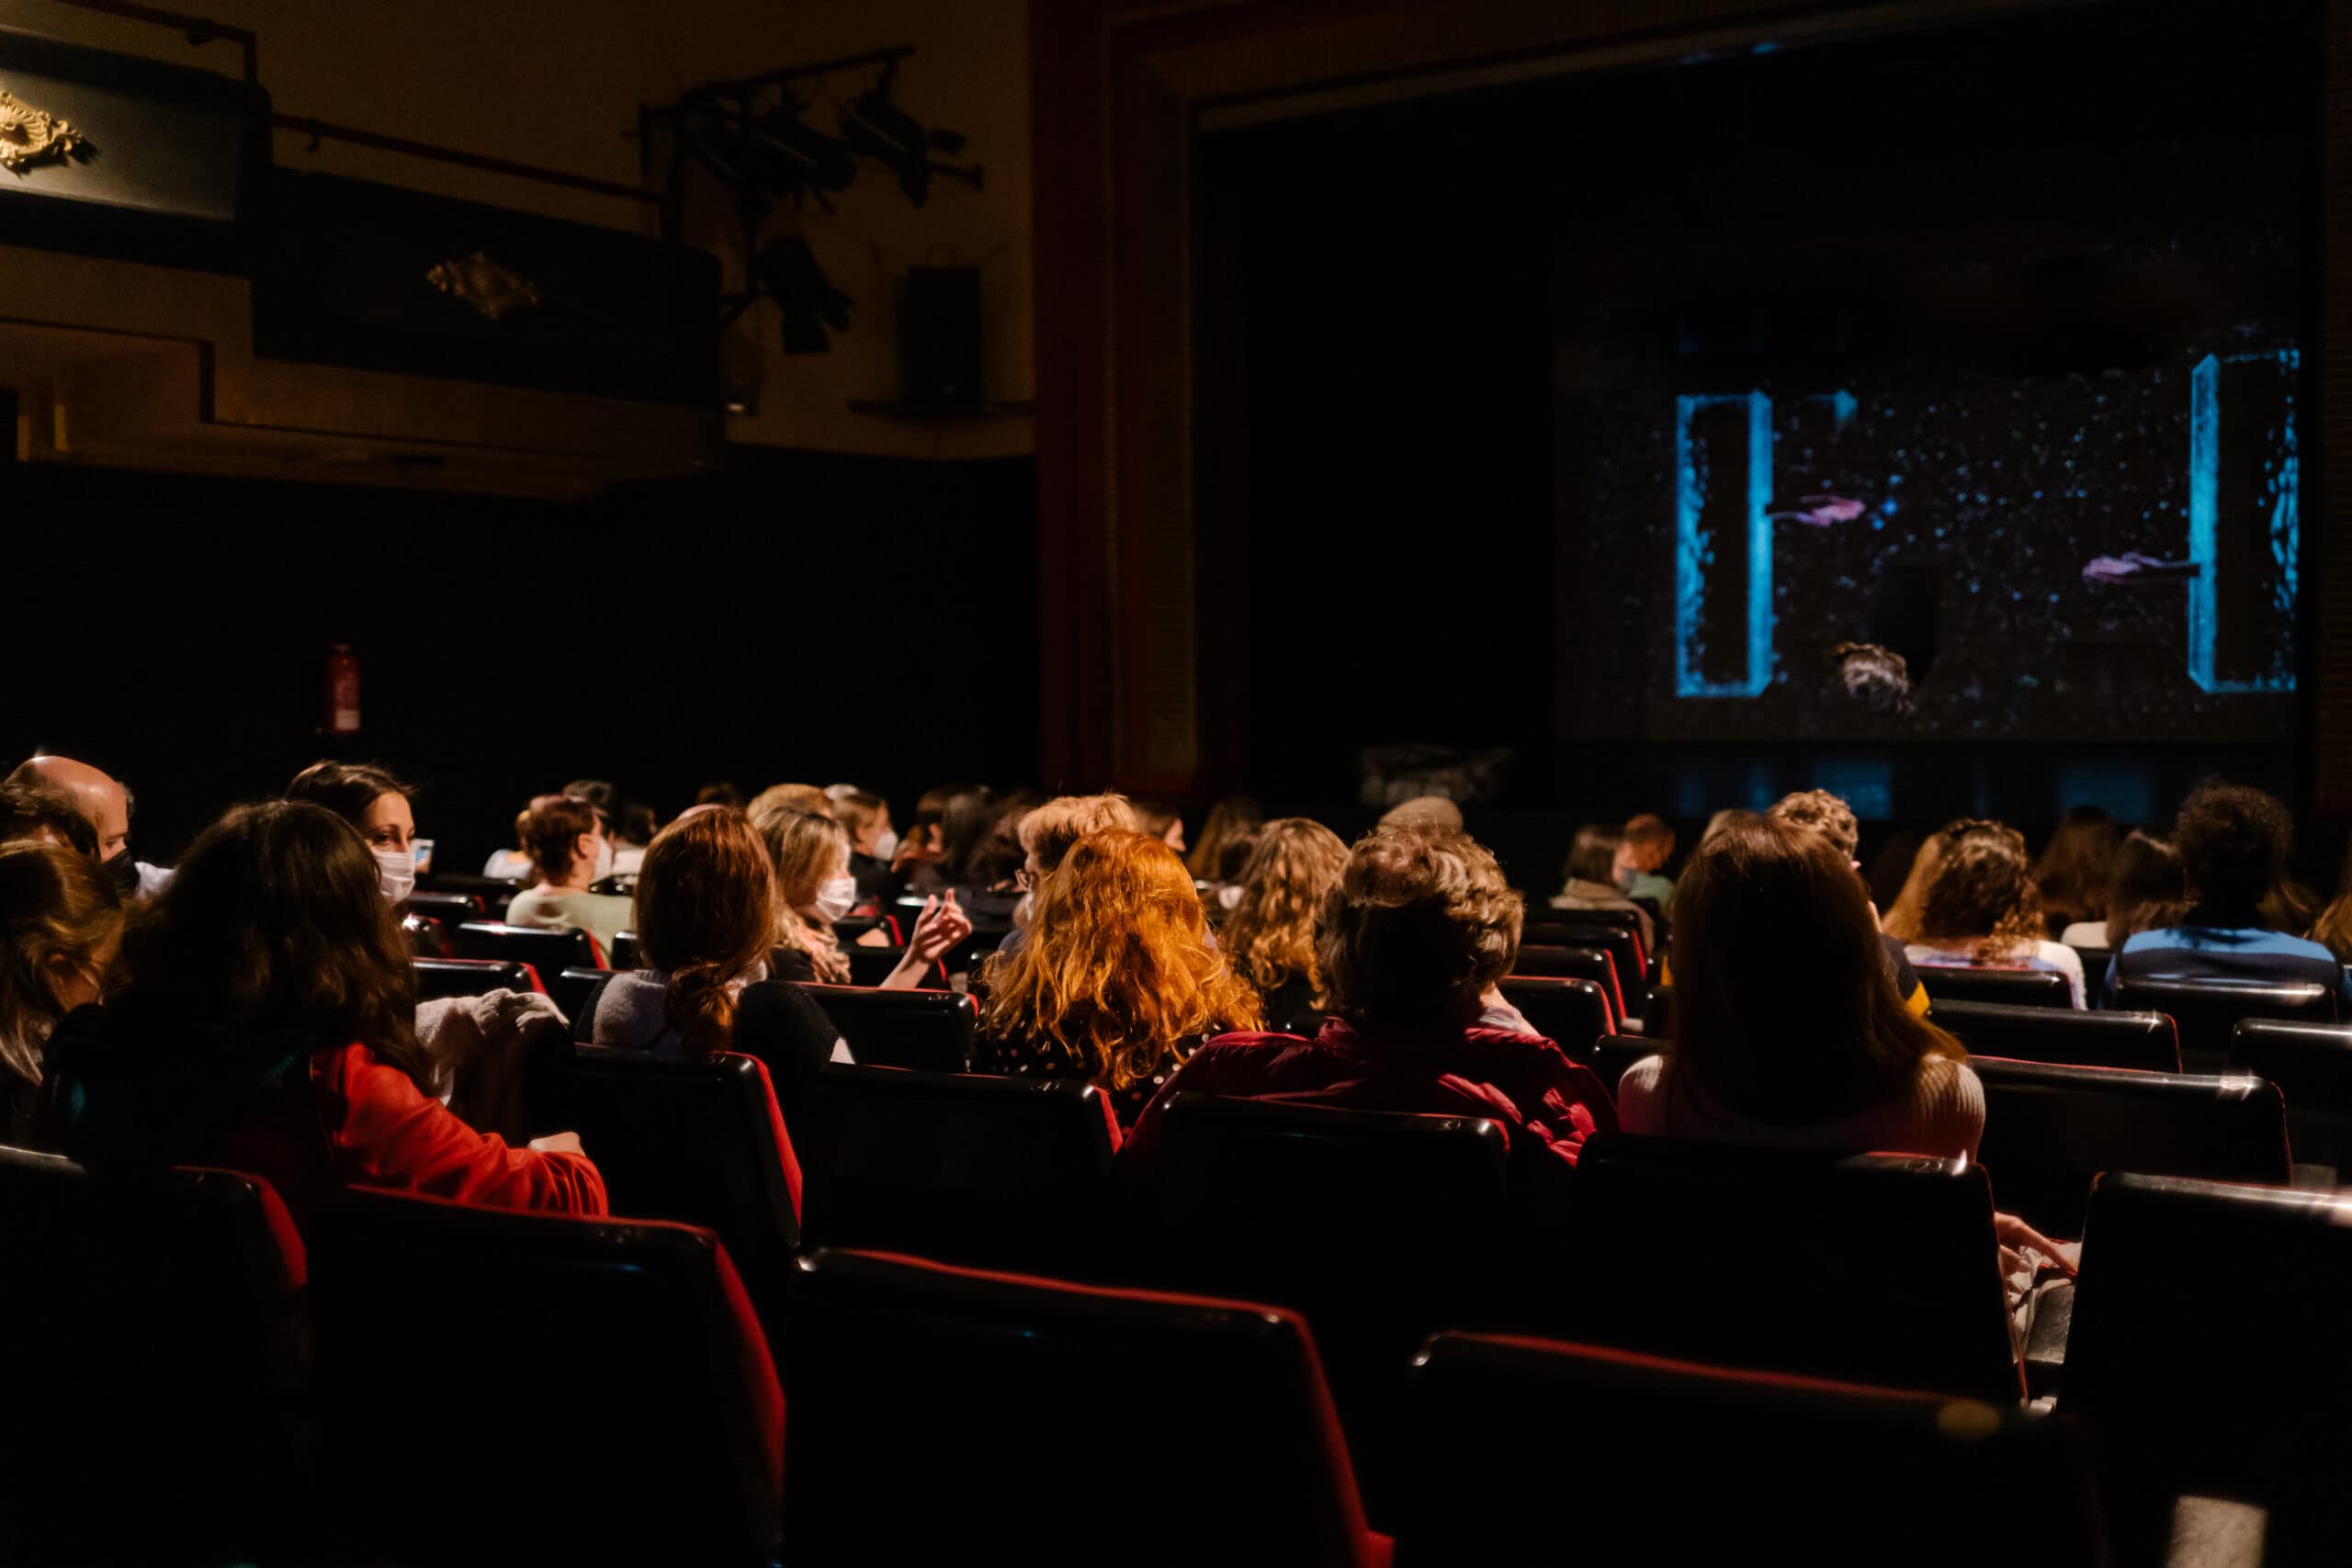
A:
[320,1044,608,1216]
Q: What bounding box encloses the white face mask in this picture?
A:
[871,829,899,863]
[813,872,858,923]
[374,846,417,904]
[594,837,616,883]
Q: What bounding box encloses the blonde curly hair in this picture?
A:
[1220,818,1348,996]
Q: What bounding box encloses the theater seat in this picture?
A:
[2109,976,2335,1070]
[1969,1056,2289,1239]
[2064,1174,2352,1565]
[1142,1093,1512,1526]
[452,919,603,973]
[413,955,541,998]
[784,1247,1389,1568]
[2229,1020,2352,1181]
[310,1190,784,1566]
[1524,919,1645,998]
[1494,975,1611,1063]
[609,929,641,969]
[1594,1032,1652,1093]
[558,1046,802,1336]
[1554,1134,2020,1402]
[401,911,448,956]
[794,981,977,1072]
[0,1148,309,1564]
[1398,1334,2101,1568]
[798,1064,1119,1276]
[841,940,947,987]
[1930,998,2179,1071]
[1510,943,1623,1022]
[550,964,609,1023]
[405,889,484,927]
[1917,966,2073,1009]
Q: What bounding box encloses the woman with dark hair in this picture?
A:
[908,786,999,897]
[1185,796,1263,885]
[2063,829,2186,950]
[286,760,418,902]
[504,794,631,953]
[610,802,660,877]
[2033,807,2120,940]
[48,801,603,1233]
[1550,823,1656,952]
[0,841,122,1146]
[1219,818,1349,1035]
[1620,817,1983,1154]
[1903,821,2086,1007]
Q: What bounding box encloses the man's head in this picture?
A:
[7,756,130,863]
[1767,789,1860,866]
[1622,813,1677,874]
[2172,783,2294,915]
[1378,795,1464,834]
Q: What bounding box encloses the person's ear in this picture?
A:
[576,830,597,863]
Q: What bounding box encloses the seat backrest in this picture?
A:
[2232,1019,2352,1179]
[1594,1032,1654,1094]
[841,941,949,987]
[783,1247,1381,1567]
[309,1189,783,1564]
[2067,943,2115,984]
[0,1147,307,1563]
[550,964,609,1024]
[1510,943,1623,1022]
[401,911,447,956]
[1399,1333,2100,1568]
[412,955,539,999]
[1915,965,2074,1009]
[560,1046,800,1329]
[1494,975,1610,1064]
[798,1064,1119,1275]
[2110,975,2335,1066]
[1559,1134,2019,1401]
[453,919,601,974]
[795,980,978,1072]
[405,889,483,926]
[609,929,641,969]
[2063,1174,2352,1562]
[1930,998,2179,1071]
[1525,919,1645,993]
[1969,1055,2290,1238]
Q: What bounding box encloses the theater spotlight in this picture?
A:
[753,234,852,355]
[837,62,983,208]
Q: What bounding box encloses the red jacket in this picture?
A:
[1121,1018,1618,1176]
[213,1041,607,1233]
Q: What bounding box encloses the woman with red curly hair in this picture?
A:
[976,828,1262,1124]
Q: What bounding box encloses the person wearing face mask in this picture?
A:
[285,761,423,904]
[825,785,900,900]
[761,808,970,988]
[6,754,174,900]
[0,840,124,1148]
[503,795,633,957]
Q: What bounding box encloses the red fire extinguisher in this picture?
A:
[326,643,362,734]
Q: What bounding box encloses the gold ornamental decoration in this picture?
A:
[0,89,88,172]
[426,251,541,321]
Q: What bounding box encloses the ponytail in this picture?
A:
[662,960,739,1057]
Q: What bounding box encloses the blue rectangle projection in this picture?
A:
[1675,392,1775,696]
[2187,348,2298,694]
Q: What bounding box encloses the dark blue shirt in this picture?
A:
[2104,922,2352,1011]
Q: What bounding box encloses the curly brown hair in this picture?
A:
[1318,826,1522,1036]
[1220,818,1349,995]
[1767,790,1860,863]
[1917,820,2046,964]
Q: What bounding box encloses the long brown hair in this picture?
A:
[2104,829,2188,948]
[1669,817,1962,1125]
[1220,818,1348,995]
[1917,820,2046,964]
[119,801,434,1089]
[0,840,123,1087]
[523,794,598,883]
[1877,829,1950,943]
[979,829,1261,1090]
[760,807,852,984]
[2033,809,2120,932]
[1186,795,1264,881]
[635,808,777,1055]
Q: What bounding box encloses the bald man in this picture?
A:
[6,755,172,897]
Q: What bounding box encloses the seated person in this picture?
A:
[49,801,604,1235]
[1550,824,1657,953]
[1618,816,1984,1157]
[1001,793,1140,952]
[763,808,968,987]
[1185,794,1264,887]
[1617,813,1679,914]
[1902,821,2087,1008]
[1877,828,1949,944]
[0,841,122,1147]
[2033,807,2120,941]
[2075,829,2187,951]
[285,760,420,905]
[504,794,633,955]
[976,828,1261,1125]
[2109,783,2352,1010]
[1218,818,1350,1035]
[8,754,170,898]
[1120,825,1618,1173]
[826,785,899,900]
[481,807,535,882]
[609,802,659,878]
[588,807,845,1127]
[1764,790,1932,1016]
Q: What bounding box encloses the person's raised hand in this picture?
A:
[908,890,974,964]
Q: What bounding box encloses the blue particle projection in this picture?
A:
[1675,392,1776,697]
[2186,348,2298,694]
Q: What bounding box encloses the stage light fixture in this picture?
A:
[837,62,982,209]
[753,233,852,355]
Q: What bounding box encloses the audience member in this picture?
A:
[504,794,633,954]
[481,807,535,881]
[2109,783,2352,1008]
[1217,817,1349,1035]
[1133,799,1187,855]
[1378,795,1464,833]
[563,779,618,821]
[1616,812,1678,912]
[959,794,1040,918]
[1121,825,1616,1173]
[1551,823,1657,952]
[1186,795,1264,884]
[0,779,98,858]
[2032,807,2120,940]
[1762,790,1931,1015]
[763,808,969,987]
[1618,817,1983,1156]
[0,841,122,1146]
[610,802,659,877]
[1700,807,1757,844]
[826,786,898,897]
[285,761,418,903]
[747,782,832,833]
[48,801,603,1232]
[588,807,844,1124]
[2066,829,2186,949]
[2307,839,2352,964]
[695,781,746,810]
[909,785,998,896]
[1002,794,1140,948]
[1903,821,2087,1007]
[6,754,169,898]
[1876,829,1949,943]
[892,784,959,879]
[977,829,1260,1124]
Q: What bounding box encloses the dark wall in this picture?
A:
[7,448,1038,869]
